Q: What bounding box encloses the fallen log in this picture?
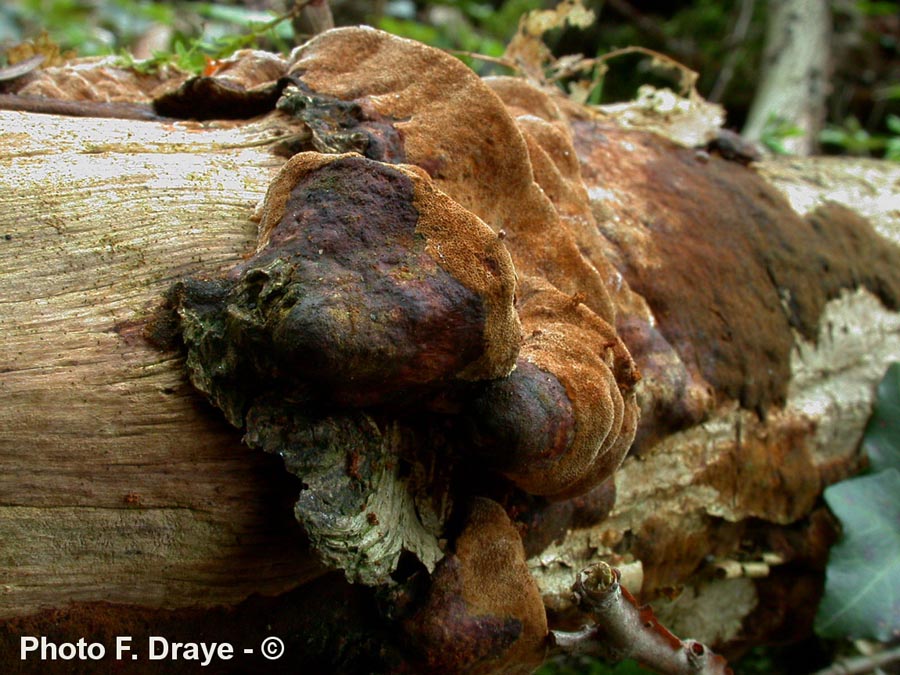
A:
[1,28,898,674]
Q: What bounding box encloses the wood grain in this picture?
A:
[0,111,321,618]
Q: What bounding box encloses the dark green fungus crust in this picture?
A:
[153,75,283,120]
[274,83,407,163]
[155,74,406,162]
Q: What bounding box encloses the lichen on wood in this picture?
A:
[245,406,445,585]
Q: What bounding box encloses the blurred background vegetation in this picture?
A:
[1,0,898,157]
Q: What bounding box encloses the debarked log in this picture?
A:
[1,28,899,675]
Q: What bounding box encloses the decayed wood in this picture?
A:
[531,149,900,647]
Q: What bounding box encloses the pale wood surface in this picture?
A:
[0,111,321,618]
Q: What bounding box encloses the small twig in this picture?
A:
[293,0,334,38]
[710,552,783,580]
[543,46,699,99]
[0,94,163,121]
[812,646,900,675]
[0,54,45,83]
[603,0,698,66]
[446,50,521,73]
[713,559,770,579]
[708,0,756,102]
[550,562,732,675]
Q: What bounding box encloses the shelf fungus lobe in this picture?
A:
[403,498,548,675]
[174,29,643,586]
[284,28,641,500]
[174,151,520,581]
[177,151,520,420]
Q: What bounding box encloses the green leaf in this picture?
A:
[195,3,279,28]
[376,17,443,49]
[819,127,849,146]
[887,114,900,134]
[885,138,900,162]
[857,1,900,17]
[815,469,900,641]
[172,39,207,74]
[863,362,900,472]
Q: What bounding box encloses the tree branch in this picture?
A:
[708,0,756,102]
[742,0,832,154]
[550,563,732,675]
[603,0,699,67]
[293,0,335,38]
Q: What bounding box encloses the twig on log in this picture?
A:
[0,93,163,120]
[0,54,44,82]
[550,562,732,675]
[603,0,698,66]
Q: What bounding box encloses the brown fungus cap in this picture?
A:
[176,28,640,504]
[466,277,639,499]
[284,28,640,496]
[403,498,548,675]
[288,26,537,227]
[289,28,619,326]
[254,151,520,392]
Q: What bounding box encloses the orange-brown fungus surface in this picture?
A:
[573,122,900,415]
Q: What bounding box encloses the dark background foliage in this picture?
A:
[1,1,898,156]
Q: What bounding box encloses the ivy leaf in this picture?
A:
[815,469,900,641]
[863,363,900,472]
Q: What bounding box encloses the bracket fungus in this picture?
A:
[175,23,640,533]
[171,24,641,670]
[402,498,549,675]
[178,151,520,415]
